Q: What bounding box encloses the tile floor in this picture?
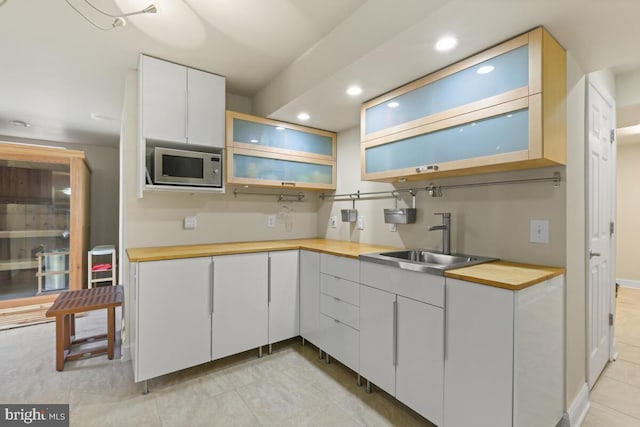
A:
[1,287,638,426]
[583,286,640,426]
[0,309,431,426]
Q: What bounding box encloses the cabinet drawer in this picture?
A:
[319,314,359,372]
[320,273,359,306]
[320,293,359,330]
[320,254,359,282]
[360,261,444,307]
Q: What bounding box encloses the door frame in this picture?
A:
[585,76,617,388]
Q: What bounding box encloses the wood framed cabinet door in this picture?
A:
[211,253,268,360]
[135,257,212,382]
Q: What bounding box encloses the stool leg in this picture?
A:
[55,316,64,371]
[63,314,71,351]
[70,314,76,338]
[107,307,115,359]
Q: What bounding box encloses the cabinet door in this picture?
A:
[212,253,268,360]
[359,284,396,395]
[187,68,225,148]
[141,55,187,143]
[299,250,321,346]
[136,257,212,382]
[396,296,443,425]
[444,278,514,427]
[268,250,299,344]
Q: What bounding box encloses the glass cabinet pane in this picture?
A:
[365,45,529,135]
[233,118,333,156]
[365,109,529,174]
[233,154,333,184]
[0,161,71,300]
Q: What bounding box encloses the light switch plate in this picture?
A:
[357,216,365,230]
[184,216,197,230]
[530,219,549,244]
[330,216,337,228]
[267,215,276,228]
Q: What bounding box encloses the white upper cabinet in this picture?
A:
[140,54,225,149]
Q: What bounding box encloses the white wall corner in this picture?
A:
[617,278,640,289]
[565,383,590,426]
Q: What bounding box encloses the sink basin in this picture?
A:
[359,249,497,276]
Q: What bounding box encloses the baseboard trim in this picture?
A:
[565,383,590,426]
[617,278,640,289]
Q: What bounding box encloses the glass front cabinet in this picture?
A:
[226,111,337,190]
[360,27,566,182]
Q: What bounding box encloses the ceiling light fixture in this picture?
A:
[65,0,157,31]
[477,65,494,75]
[11,120,31,128]
[346,85,363,96]
[297,112,310,121]
[435,36,458,52]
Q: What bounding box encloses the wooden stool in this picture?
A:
[46,286,123,371]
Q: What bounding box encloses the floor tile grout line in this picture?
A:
[591,398,640,422]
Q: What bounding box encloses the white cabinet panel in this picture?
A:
[320,253,359,283]
[140,55,187,143]
[396,296,443,425]
[136,257,212,382]
[187,67,225,148]
[268,251,299,345]
[319,294,359,330]
[359,284,396,395]
[444,278,514,427]
[299,250,321,346]
[319,314,359,372]
[212,253,268,360]
[320,273,359,306]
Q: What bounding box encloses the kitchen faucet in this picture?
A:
[428,212,451,255]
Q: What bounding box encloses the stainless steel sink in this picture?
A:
[359,249,497,276]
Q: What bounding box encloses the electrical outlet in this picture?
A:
[184,216,197,230]
[530,219,549,244]
[267,215,276,228]
[330,216,337,228]
[357,215,365,230]
[389,223,397,232]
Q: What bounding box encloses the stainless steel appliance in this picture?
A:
[151,147,222,187]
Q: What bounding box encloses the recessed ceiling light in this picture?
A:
[297,112,310,121]
[346,85,362,96]
[387,101,400,108]
[275,126,285,131]
[477,65,494,75]
[11,120,31,128]
[435,36,458,52]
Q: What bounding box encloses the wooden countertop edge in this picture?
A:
[444,260,566,290]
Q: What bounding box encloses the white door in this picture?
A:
[268,250,299,345]
[299,250,321,345]
[136,257,212,382]
[211,253,269,360]
[587,80,616,388]
[186,68,225,148]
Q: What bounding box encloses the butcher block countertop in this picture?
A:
[444,261,565,290]
[127,239,565,289]
[126,238,399,262]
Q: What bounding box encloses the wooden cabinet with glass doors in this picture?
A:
[360,27,566,182]
[226,111,337,190]
[0,142,90,309]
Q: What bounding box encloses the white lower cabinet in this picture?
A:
[135,257,213,382]
[444,276,564,427]
[268,250,299,346]
[299,250,321,345]
[211,253,268,360]
[359,261,444,425]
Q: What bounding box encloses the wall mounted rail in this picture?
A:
[233,188,306,202]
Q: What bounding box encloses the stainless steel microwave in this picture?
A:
[151,147,222,187]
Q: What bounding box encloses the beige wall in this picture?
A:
[0,135,119,250]
[319,127,566,266]
[616,142,640,282]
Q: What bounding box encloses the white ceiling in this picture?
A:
[1,0,640,146]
